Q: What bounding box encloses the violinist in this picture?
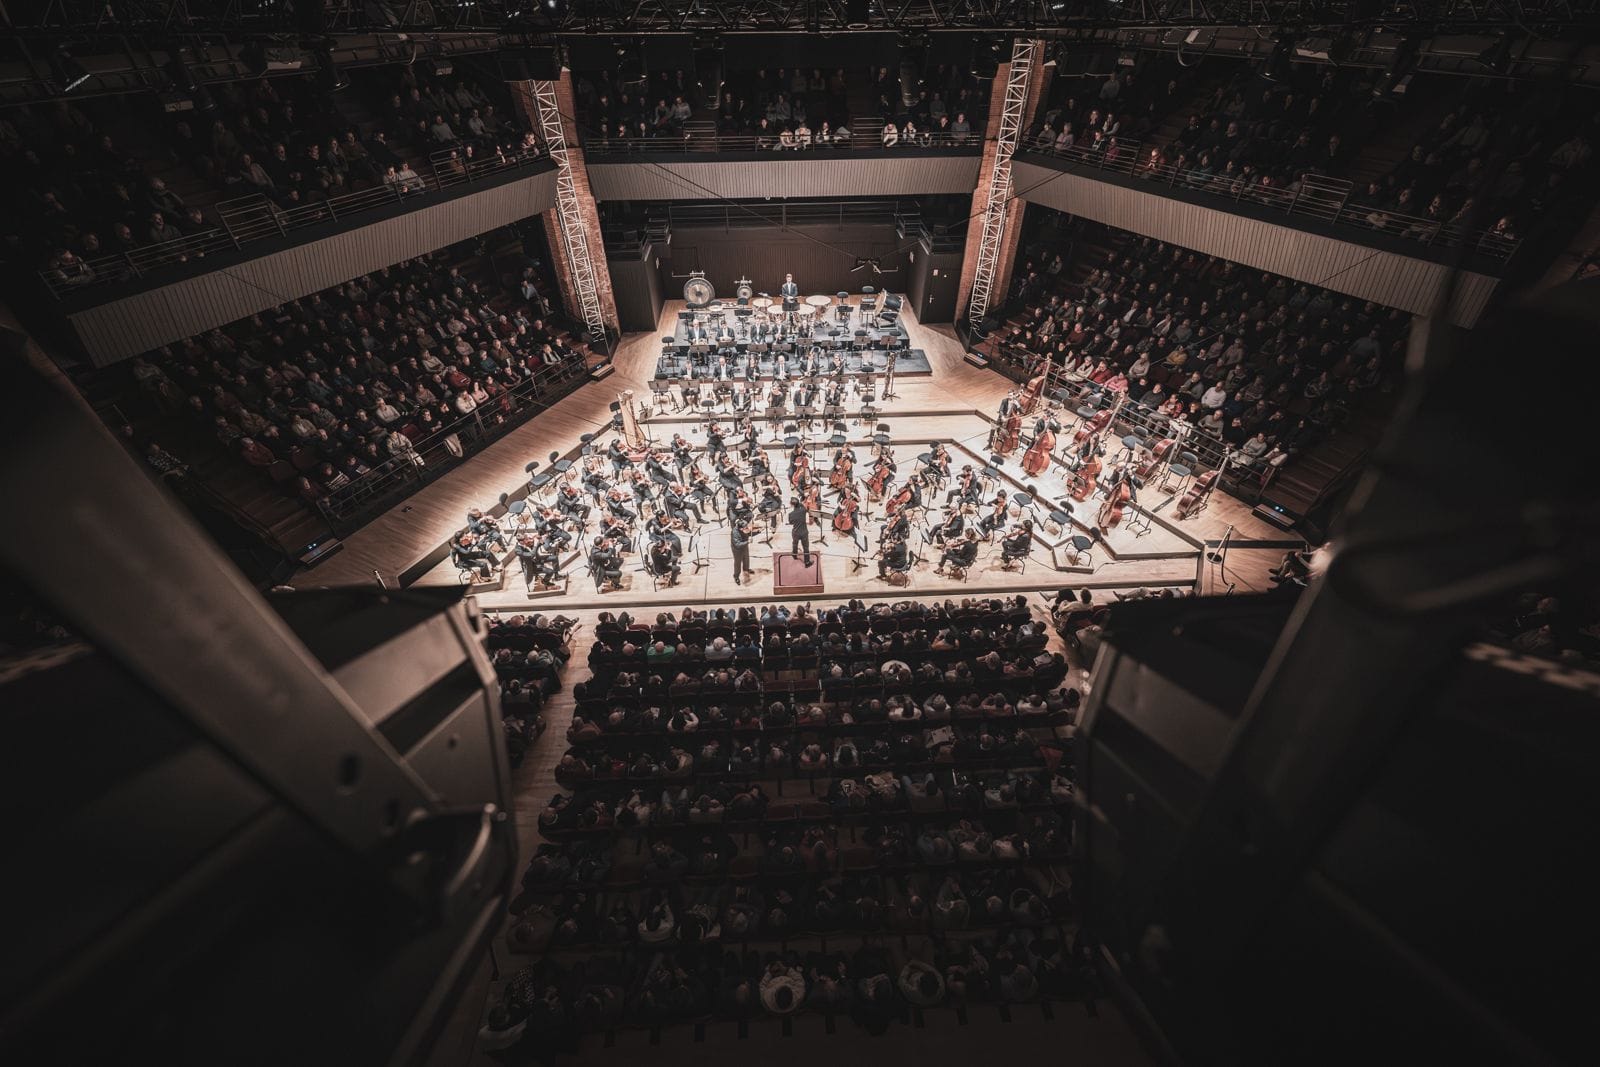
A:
[686,469,720,518]
[937,528,980,577]
[670,433,694,476]
[589,535,623,592]
[979,491,1010,538]
[833,487,865,550]
[945,464,983,508]
[646,512,683,554]
[743,438,771,480]
[706,422,726,457]
[536,506,574,552]
[556,483,592,525]
[1000,519,1033,568]
[729,517,754,586]
[464,508,506,552]
[646,449,675,487]
[453,531,498,581]
[1022,419,1056,478]
[881,506,911,546]
[514,533,550,589]
[729,489,755,528]
[933,504,965,545]
[927,443,951,484]
[604,487,636,525]
[607,437,633,475]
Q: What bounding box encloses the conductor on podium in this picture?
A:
[780,273,800,312]
[788,498,812,567]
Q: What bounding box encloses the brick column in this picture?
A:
[508,74,620,340]
[955,46,1053,327]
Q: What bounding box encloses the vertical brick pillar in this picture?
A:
[508,74,620,340]
[955,45,1053,327]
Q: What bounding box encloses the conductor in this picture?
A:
[787,497,812,567]
[730,519,754,586]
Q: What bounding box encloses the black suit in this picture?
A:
[788,501,812,562]
[730,523,753,584]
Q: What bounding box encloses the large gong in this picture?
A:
[683,273,715,308]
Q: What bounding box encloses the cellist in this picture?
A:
[833,485,865,550]
[866,454,896,500]
[788,442,811,488]
[1022,419,1056,478]
[1097,463,1132,529]
[1069,447,1102,502]
[997,400,1024,456]
[828,447,854,492]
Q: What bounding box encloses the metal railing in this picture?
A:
[1018,139,1521,263]
[317,355,589,531]
[41,144,547,300]
[582,126,985,156]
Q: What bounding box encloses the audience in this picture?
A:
[489,596,1089,1048]
[997,224,1410,473]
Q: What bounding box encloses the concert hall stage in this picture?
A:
[654,346,933,380]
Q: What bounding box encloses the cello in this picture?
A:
[828,449,854,490]
[866,457,894,500]
[1022,425,1056,477]
[788,447,811,489]
[833,487,858,537]
[1073,408,1112,444]
[885,481,915,517]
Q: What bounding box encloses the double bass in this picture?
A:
[1097,467,1132,529]
[1175,468,1218,519]
[1073,408,1113,444]
[1136,437,1176,481]
[1069,452,1102,502]
[1022,424,1056,478]
[997,407,1023,455]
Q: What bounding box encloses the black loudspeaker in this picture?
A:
[499,46,561,81]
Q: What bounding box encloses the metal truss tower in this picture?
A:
[530,80,608,350]
[966,37,1038,330]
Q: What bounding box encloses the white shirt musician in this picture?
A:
[780,273,800,310]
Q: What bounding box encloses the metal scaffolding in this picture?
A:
[530,79,609,352]
[966,36,1037,330]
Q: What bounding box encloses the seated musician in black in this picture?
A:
[514,535,547,587]
[945,464,982,507]
[579,465,608,501]
[646,513,682,554]
[937,529,980,575]
[664,483,702,525]
[878,534,909,580]
[979,492,1009,537]
[590,536,623,592]
[555,484,591,525]
[537,506,574,551]
[646,451,675,486]
[464,508,506,551]
[604,488,635,524]
[671,433,693,474]
[932,505,965,545]
[607,438,632,474]
[1001,519,1033,566]
[648,536,681,585]
[453,532,497,580]
[533,534,563,586]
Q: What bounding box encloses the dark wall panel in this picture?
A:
[586,153,981,201]
[1011,159,1498,327]
[659,222,910,303]
[906,237,965,324]
[68,171,557,365]
[608,240,666,332]
[721,33,899,71]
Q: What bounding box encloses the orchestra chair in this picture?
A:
[641,547,672,592]
[860,286,878,322]
[1117,432,1144,466]
[649,377,671,412]
[499,494,533,535]
[885,562,911,587]
[835,292,852,326]
[829,420,849,449]
[1045,501,1074,537]
[526,460,551,499]
[1066,532,1096,569]
[999,536,1030,574]
[1164,450,1198,494]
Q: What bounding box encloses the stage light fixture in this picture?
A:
[1476,35,1513,74]
[51,49,93,94]
[845,0,870,28]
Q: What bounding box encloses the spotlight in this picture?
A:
[50,49,93,94]
[845,0,870,28]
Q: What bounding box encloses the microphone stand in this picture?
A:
[1206,522,1236,595]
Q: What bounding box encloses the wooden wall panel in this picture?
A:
[69,171,558,366]
[586,154,982,202]
[1012,160,1498,327]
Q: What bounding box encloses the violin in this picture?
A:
[1176,468,1218,519]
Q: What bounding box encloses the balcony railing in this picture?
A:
[41,144,547,300]
[583,127,984,157]
[1019,139,1521,264]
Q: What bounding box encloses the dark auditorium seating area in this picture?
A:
[107,237,591,544]
[988,219,1407,507]
[487,612,581,768]
[480,597,1090,1045]
[8,61,532,293]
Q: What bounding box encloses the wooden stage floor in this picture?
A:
[292,301,1304,602]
